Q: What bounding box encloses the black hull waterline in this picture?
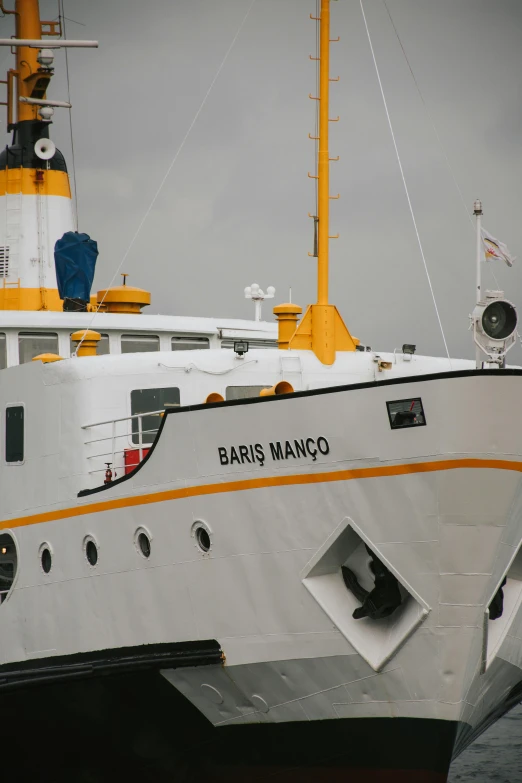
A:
[0,643,461,783]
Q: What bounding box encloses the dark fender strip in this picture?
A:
[0,640,222,691]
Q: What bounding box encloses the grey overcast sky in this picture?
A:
[2,0,522,360]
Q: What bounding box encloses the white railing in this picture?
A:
[82,409,167,479]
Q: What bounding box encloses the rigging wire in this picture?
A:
[359,0,452,364]
[382,0,499,291]
[75,0,256,355]
[58,0,80,231]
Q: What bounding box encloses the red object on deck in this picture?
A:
[124,447,150,475]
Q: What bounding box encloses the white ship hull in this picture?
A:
[1,368,521,781]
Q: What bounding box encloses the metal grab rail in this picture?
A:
[82,409,167,475]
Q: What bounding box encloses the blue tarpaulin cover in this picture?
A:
[54,231,98,302]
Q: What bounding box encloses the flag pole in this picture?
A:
[474,199,483,369]
[474,199,483,306]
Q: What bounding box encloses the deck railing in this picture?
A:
[82,409,166,478]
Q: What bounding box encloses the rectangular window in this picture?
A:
[387,398,426,429]
[130,387,180,444]
[121,334,160,354]
[70,333,110,356]
[172,336,209,351]
[6,406,24,463]
[19,332,59,364]
[226,386,271,401]
[0,333,6,370]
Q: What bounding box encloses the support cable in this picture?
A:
[360,0,451,364]
[75,0,256,355]
[382,0,499,291]
[59,0,79,231]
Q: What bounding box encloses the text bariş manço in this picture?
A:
[218,437,329,467]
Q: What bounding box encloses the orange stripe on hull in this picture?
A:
[2,456,522,531]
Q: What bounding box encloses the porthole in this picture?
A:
[196,526,211,553]
[85,538,98,566]
[191,521,212,554]
[41,547,52,574]
[137,531,151,558]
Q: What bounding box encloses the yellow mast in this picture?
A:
[15,0,46,123]
[285,0,357,365]
[317,0,331,306]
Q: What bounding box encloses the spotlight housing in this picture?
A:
[472,290,518,367]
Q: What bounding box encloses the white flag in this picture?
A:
[481,228,515,267]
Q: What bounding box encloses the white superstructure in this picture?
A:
[0,347,520,783]
[0,1,520,781]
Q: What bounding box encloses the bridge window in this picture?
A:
[18,332,58,364]
[226,386,271,400]
[6,405,24,463]
[387,398,426,429]
[0,533,16,603]
[0,333,6,370]
[121,334,159,354]
[70,332,110,356]
[131,387,180,444]
[172,336,209,351]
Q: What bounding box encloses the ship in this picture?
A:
[0,1,521,782]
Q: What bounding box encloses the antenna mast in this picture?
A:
[287,0,357,364]
[317,0,332,306]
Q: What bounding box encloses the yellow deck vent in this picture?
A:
[205,392,225,404]
[71,330,101,357]
[259,381,294,397]
[32,353,63,363]
[273,303,302,349]
[97,274,151,314]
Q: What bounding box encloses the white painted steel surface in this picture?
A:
[0,347,518,759]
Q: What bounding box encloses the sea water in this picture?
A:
[448,703,522,782]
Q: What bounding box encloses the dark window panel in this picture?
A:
[6,406,24,462]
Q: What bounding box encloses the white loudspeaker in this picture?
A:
[34,138,56,160]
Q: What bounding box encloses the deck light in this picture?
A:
[234,340,249,357]
[472,290,518,367]
[402,344,416,356]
